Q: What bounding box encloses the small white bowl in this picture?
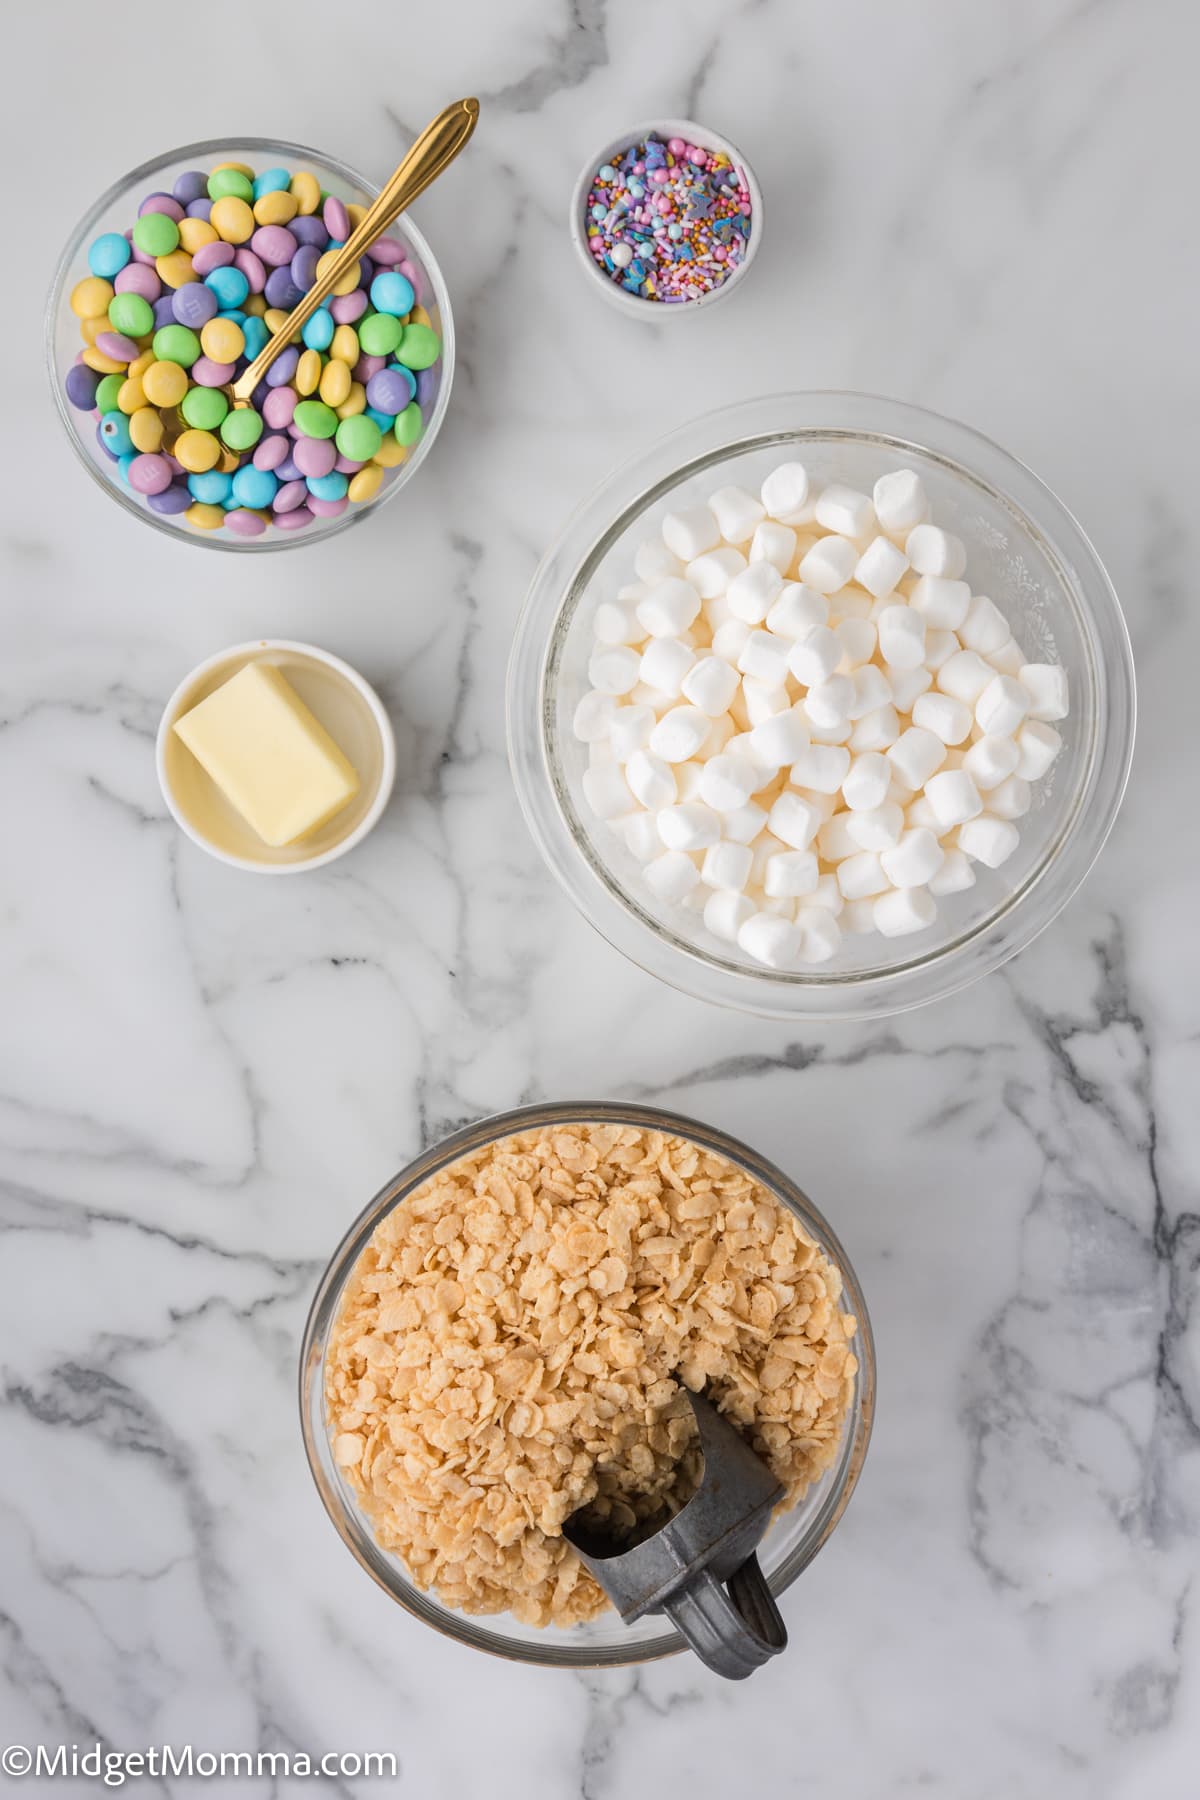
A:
[569,119,762,318]
[157,640,396,875]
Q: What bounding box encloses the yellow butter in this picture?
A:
[173,663,360,848]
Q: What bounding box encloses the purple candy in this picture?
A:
[65,364,100,409]
[398,259,426,305]
[147,481,191,514]
[357,254,375,289]
[334,455,365,474]
[323,195,350,241]
[138,191,184,221]
[171,282,219,329]
[234,247,267,293]
[128,452,172,495]
[191,355,236,387]
[275,454,303,481]
[353,353,385,383]
[307,495,348,518]
[253,433,289,471]
[416,368,437,409]
[262,386,297,428]
[290,243,321,291]
[293,435,336,477]
[366,367,413,414]
[186,198,213,220]
[95,331,139,363]
[251,225,297,267]
[290,214,327,247]
[224,508,266,537]
[274,501,313,529]
[371,235,406,264]
[165,454,184,474]
[152,295,177,328]
[330,290,368,324]
[192,240,235,277]
[272,479,309,513]
[95,421,119,461]
[251,379,271,409]
[114,263,161,301]
[173,170,208,206]
[265,344,300,388]
[264,266,304,309]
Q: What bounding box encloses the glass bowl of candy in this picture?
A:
[507,392,1136,1020]
[47,137,453,549]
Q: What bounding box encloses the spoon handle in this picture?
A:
[232,98,479,403]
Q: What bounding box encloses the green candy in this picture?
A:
[95,373,124,412]
[335,414,382,462]
[132,211,180,258]
[107,292,153,338]
[181,385,229,430]
[220,407,263,451]
[152,324,200,367]
[394,401,424,447]
[396,322,440,370]
[293,399,338,439]
[207,168,254,203]
[356,313,403,357]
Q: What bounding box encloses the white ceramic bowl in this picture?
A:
[568,119,762,318]
[157,639,396,873]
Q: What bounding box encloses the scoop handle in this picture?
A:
[662,1553,787,1681]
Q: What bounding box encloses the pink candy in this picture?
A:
[253,434,290,471]
[224,508,266,537]
[249,228,295,268]
[331,290,368,324]
[192,241,235,277]
[234,247,267,292]
[293,436,335,477]
[262,386,297,428]
[272,480,308,513]
[114,263,161,301]
[274,504,313,530]
[191,356,235,387]
[127,452,172,495]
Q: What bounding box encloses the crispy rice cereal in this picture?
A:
[325,1123,858,1626]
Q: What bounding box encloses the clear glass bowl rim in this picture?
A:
[506,390,1136,1020]
[45,134,455,553]
[298,1099,875,1669]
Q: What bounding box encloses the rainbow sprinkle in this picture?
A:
[584,131,752,303]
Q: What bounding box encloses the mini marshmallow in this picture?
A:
[959,595,1011,656]
[629,681,673,713]
[767,790,824,850]
[815,484,875,540]
[738,629,793,687]
[658,802,720,852]
[906,523,966,579]
[686,545,747,599]
[937,649,994,706]
[738,911,802,968]
[609,704,656,761]
[721,800,768,844]
[698,840,751,893]
[574,690,619,743]
[841,896,881,935]
[847,666,894,721]
[635,537,684,584]
[804,675,855,730]
[798,535,858,595]
[582,762,634,820]
[989,638,1025,676]
[838,849,890,899]
[701,592,733,633]
[645,849,701,902]
[963,733,1020,790]
[817,811,860,862]
[681,655,741,719]
[747,831,789,887]
[637,577,702,639]
[676,761,706,803]
[743,679,791,726]
[639,637,695,696]
[620,812,661,863]
[796,907,842,964]
[760,462,812,525]
[807,719,854,746]
[887,726,947,789]
[749,520,798,573]
[877,604,926,670]
[842,751,891,811]
[764,848,819,898]
[682,883,709,913]
[789,742,851,793]
[846,800,904,851]
[592,601,641,645]
[588,644,641,695]
[625,748,677,810]
[912,690,973,745]
[887,666,934,713]
[905,793,939,833]
[811,873,844,917]
[787,624,842,687]
[850,704,901,751]
[976,674,1029,738]
[874,885,937,937]
[924,769,984,830]
[648,706,711,763]
[727,560,784,622]
[834,617,877,668]
[750,707,810,771]
[766,582,828,639]
[928,848,976,896]
[881,827,944,888]
[854,534,910,599]
[833,588,872,620]
[712,619,752,664]
[923,629,960,673]
[662,506,720,562]
[1020,663,1070,722]
[909,575,970,630]
[704,888,755,942]
[956,814,1020,867]
[873,468,928,534]
[708,485,765,544]
[696,713,736,760]
[1016,720,1062,781]
[988,776,1031,821]
[698,753,758,813]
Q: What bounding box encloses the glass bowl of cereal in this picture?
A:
[299,1102,874,1669]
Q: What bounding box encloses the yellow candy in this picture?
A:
[156,249,194,289]
[346,203,366,229]
[186,503,226,531]
[200,317,245,363]
[79,316,108,346]
[318,358,351,408]
[178,217,218,254]
[410,304,432,330]
[244,292,267,317]
[330,323,360,364]
[295,348,322,396]
[348,464,383,504]
[142,360,188,407]
[290,170,320,214]
[254,190,299,226]
[315,250,361,297]
[82,346,126,374]
[372,433,408,468]
[129,407,164,452]
[264,306,302,342]
[70,276,113,319]
[334,381,366,419]
[211,159,254,177]
[210,196,255,244]
[175,429,221,473]
[128,349,156,379]
[117,376,145,413]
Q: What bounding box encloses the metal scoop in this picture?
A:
[563,1388,788,1680]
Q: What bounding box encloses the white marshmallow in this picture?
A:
[682,883,709,913]
[877,604,926,671]
[881,827,944,888]
[609,704,656,761]
[743,679,791,726]
[1016,719,1062,781]
[712,618,752,664]
[662,506,719,562]
[846,801,904,851]
[956,814,1020,867]
[658,802,720,852]
[834,617,877,668]
[796,907,842,963]
[988,776,1032,821]
[808,718,854,745]
[874,885,937,937]
[738,629,792,687]
[592,600,641,645]
[837,849,890,899]
[928,849,976,897]
[708,485,765,544]
[906,523,967,579]
[760,462,812,525]
[937,649,995,706]
[912,690,973,745]
[909,575,970,630]
[637,578,702,639]
[924,769,984,830]
[574,690,619,743]
[589,740,615,770]
[645,849,701,902]
[850,704,901,751]
[787,624,842,687]
[726,729,776,775]
[696,713,735,760]
[1020,663,1070,722]
[738,911,801,968]
[817,812,860,862]
[804,675,855,730]
[727,560,784,622]
[677,761,706,803]
[842,751,891,811]
[648,706,711,763]
[617,581,649,603]
[847,666,893,722]
[959,595,1011,656]
[721,800,768,844]
[767,790,824,850]
[629,681,673,713]
[815,484,875,540]
[635,537,684,584]
[748,520,798,574]
[686,545,746,599]
[833,587,873,620]
[588,644,641,695]
[639,637,695,696]
[798,535,858,595]
[873,469,929,534]
[625,748,677,810]
[766,583,828,639]
[697,753,758,813]
[963,733,1020,790]
[888,667,934,713]
[788,743,851,793]
[747,831,788,887]
[582,762,633,820]
[905,793,939,833]
[923,629,960,673]
[701,592,733,633]
[750,708,810,770]
[841,896,881,935]
[764,848,819,898]
[887,726,947,789]
[854,534,909,599]
[704,888,755,942]
[811,873,844,917]
[681,654,741,718]
[619,812,661,863]
[985,637,1023,676]
[975,674,1029,738]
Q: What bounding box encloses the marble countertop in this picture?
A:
[4,2,1198,1794]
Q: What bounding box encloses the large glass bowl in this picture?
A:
[507,393,1135,1020]
[299,1101,874,1670]
[46,137,454,552]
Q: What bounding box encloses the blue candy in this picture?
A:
[99,410,133,456]
[302,307,335,352]
[117,451,137,484]
[306,472,348,500]
[205,266,250,310]
[241,316,270,359]
[88,232,131,279]
[188,470,233,503]
[369,272,415,317]
[252,167,292,200]
[364,406,396,433]
[231,465,278,509]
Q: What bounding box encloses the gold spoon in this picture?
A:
[227,97,479,410]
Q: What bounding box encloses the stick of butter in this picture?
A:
[173,662,360,848]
